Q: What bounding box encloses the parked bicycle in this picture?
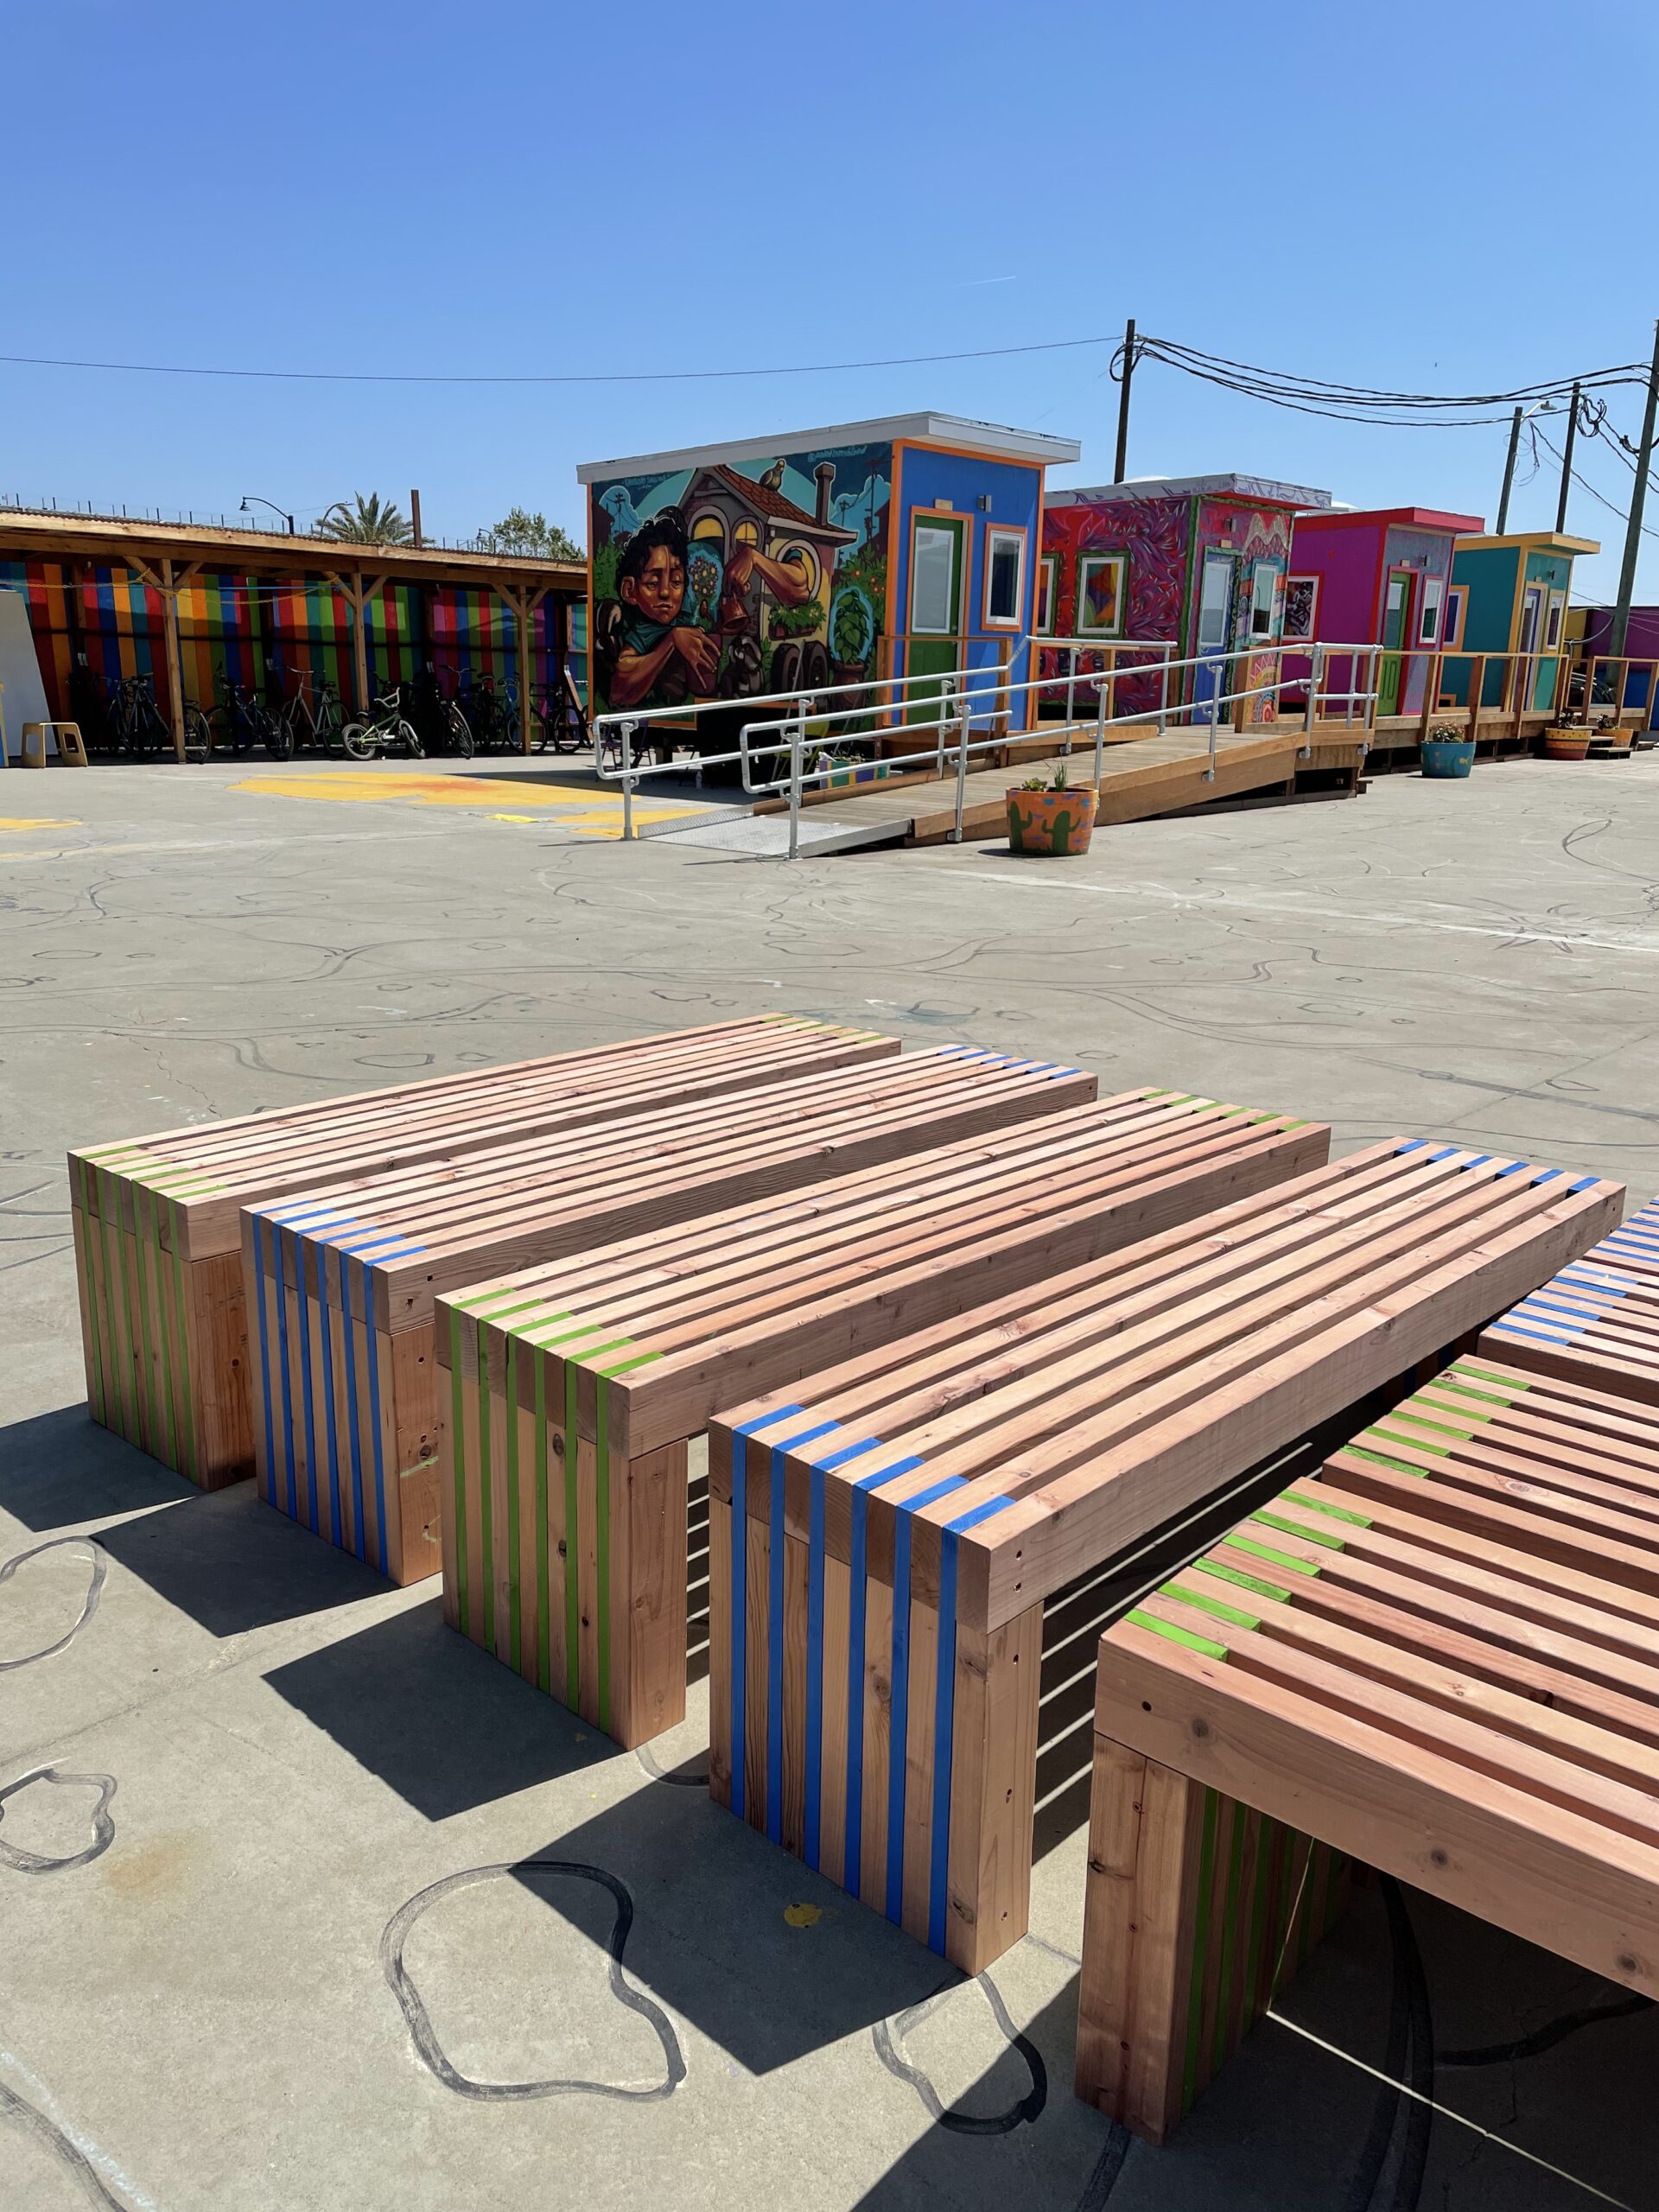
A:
[105,674,173,753]
[278,674,347,756]
[210,667,291,758]
[531,669,589,754]
[341,685,423,760]
[459,674,515,751]
[403,668,474,756]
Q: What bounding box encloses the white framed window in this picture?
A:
[1443,584,1466,650]
[1419,575,1445,645]
[1077,551,1128,637]
[1249,559,1281,639]
[1035,550,1058,636]
[911,521,962,635]
[1282,575,1319,641]
[1545,589,1566,651]
[982,526,1027,629]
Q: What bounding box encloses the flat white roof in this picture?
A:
[576,414,1082,482]
[1048,473,1333,510]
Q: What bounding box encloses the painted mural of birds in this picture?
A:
[599,484,644,537]
[758,459,786,493]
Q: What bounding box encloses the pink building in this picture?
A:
[1287,505,1483,718]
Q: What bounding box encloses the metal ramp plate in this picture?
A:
[651,810,906,856]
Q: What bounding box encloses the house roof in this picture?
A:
[577,413,1081,482]
[1046,473,1333,512]
[688,463,856,543]
[1453,531,1600,556]
[1294,505,1484,536]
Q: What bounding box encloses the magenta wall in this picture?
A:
[1289,518,1382,646]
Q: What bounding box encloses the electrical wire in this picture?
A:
[1535,425,1659,543]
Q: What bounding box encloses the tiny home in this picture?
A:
[1039,473,1332,721]
[1286,505,1483,718]
[577,413,1080,734]
[1448,530,1598,713]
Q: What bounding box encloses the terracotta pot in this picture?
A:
[1007,785,1096,856]
[1544,733,1592,761]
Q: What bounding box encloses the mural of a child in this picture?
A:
[607,506,721,709]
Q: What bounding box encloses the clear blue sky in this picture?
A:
[5,0,1657,602]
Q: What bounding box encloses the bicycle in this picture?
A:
[532,668,590,754]
[105,674,173,754]
[210,668,290,759]
[279,675,346,756]
[460,675,514,751]
[404,668,474,757]
[341,685,423,761]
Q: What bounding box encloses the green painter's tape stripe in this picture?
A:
[1433,1375,1519,1408]
[563,1360,581,1713]
[1365,1426,1450,1460]
[1385,1407,1486,1440]
[95,1176,123,1440]
[476,1319,495,1654]
[1225,1535,1322,1578]
[1127,1609,1229,1660]
[1196,1557,1294,1605]
[76,1198,108,1427]
[536,1351,551,1695]
[105,1167,139,1444]
[1212,1795,1248,2081]
[169,1232,197,1483]
[1452,1362,1529,1395]
[1160,1581,1262,1632]
[1251,1509,1346,1553]
[1183,1789,1219,2114]
[449,1310,469,1638]
[596,1375,612,1738]
[1279,1490,1370,1528]
[1344,1444,1433,1478]
[131,1182,159,1454]
[140,1186,178,1471]
[505,1333,522,1675]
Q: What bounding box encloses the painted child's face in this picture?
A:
[622,544,685,626]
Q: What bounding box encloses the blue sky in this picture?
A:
[5,0,1657,602]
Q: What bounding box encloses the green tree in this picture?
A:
[317,492,414,546]
[474,506,582,561]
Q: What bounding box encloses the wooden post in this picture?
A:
[1417,650,1440,742]
[1512,654,1529,740]
[1469,654,1486,740]
[158,558,187,761]
[349,572,370,714]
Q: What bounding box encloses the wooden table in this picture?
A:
[1077,1344,1659,2144]
[435,1088,1326,1748]
[709,1147,1621,1975]
[69,1014,892,1488]
[245,1046,1096,1587]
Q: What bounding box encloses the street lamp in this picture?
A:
[240,494,295,535]
[1495,399,1557,535]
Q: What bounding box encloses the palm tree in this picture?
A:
[317,493,413,546]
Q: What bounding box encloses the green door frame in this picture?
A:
[905,511,968,726]
[1378,568,1413,717]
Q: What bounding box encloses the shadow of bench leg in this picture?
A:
[1076,1742,1351,2142]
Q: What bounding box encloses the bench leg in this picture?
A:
[1075,1741,1350,2142]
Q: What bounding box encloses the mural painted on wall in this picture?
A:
[1038,496,1189,717]
[588,441,891,718]
[1197,501,1294,724]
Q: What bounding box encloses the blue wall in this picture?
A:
[892,443,1046,710]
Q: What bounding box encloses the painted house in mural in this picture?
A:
[1446,530,1599,711]
[1285,506,1483,718]
[1039,474,1332,722]
[577,413,1080,734]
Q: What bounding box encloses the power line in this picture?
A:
[1535,425,1659,543]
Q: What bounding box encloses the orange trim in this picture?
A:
[906,505,970,639]
[980,520,1029,632]
[883,441,903,690]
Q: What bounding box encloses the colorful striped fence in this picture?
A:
[71,1014,891,1492]
[707,1143,1621,1974]
[434,1088,1327,1747]
[248,1046,1095,1589]
[1079,1344,1659,2139]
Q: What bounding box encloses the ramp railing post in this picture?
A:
[1205,656,1222,782]
[786,694,808,862]
[1093,666,1108,791]
[620,719,636,841]
[1157,647,1171,734]
[951,674,970,842]
[1302,642,1323,759]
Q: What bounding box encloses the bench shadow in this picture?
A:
[0,1403,192,1533]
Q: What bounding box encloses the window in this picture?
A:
[1282,575,1319,641]
[1249,560,1281,639]
[690,511,726,547]
[1419,575,1445,645]
[982,526,1027,628]
[734,518,760,548]
[1036,552,1058,636]
[1443,584,1466,650]
[1076,551,1128,638]
[1546,590,1566,651]
[774,539,820,599]
[911,522,961,634]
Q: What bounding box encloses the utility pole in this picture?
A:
[1496,405,1523,533]
[1611,319,1659,658]
[410,487,424,550]
[1112,317,1135,484]
[1554,381,1580,534]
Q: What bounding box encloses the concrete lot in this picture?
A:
[4,754,1658,2211]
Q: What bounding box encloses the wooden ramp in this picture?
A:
[68,1014,894,1491]
[658,728,1321,855]
[1079,1350,1659,2141]
[245,1046,1096,1588]
[435,1089,1327,1746]
[706,1143,1621,1972]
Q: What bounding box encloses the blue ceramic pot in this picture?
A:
[1421,735,1475,779]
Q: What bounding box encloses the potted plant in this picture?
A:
[1420,722,1476,779]
[1544,727,1592,761]
[1007,765,1097,855]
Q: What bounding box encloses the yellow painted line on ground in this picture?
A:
[228,770,705,837]
[0,816,82,830]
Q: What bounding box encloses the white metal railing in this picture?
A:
[593,635,1378,858]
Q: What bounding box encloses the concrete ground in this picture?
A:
[4,753,1659,2212]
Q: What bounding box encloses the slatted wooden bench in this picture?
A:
[1076,1345,1659,2144]
[245,1046,1096,1587]
[1479,1197,1659,1403]
[69,1014,891,1489]
[707,1145,1621,1975]
[435,1090,1328,1748]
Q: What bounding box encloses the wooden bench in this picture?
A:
[435,1090,1328,1748]
[70,1014,890,1490]
[245,1046,1096,1588]
[1077,1346,1659,2144]
[1479,1197,1659,1402]
[708,1146,1621,1975]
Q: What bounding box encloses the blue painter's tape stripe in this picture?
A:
[1459,1154,1492,1170]
[805,1463,826,1872]
[1569,1175,1603,1193]
[1496,1160,1528,1177]
[884,1473,966,1925]
[296,1240,320,1535]
[364,1307,387,1574]
[1532,1167,1562,1185]
[1428,1147,1458,1162]
[272,1225,298,1519]
[845,1485,869,1900]
[925,1493,1019,1955]
[1395,1139,1427,1154]
[252,1216,277,1504]
[728,1408,797,1827]
[1520,1295,1602,1322]
[339,1254,368,1565]
[768,1423,840,1845]
[313,1242,342,1548]
[1490,1318,1580,1346]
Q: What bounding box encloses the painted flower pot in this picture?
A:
[1421,735,1475,779]
[1007,785,1096,856]
[1544,733,1592,762]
